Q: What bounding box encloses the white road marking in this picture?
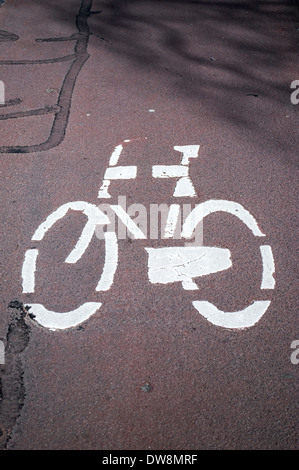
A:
[98,144,126,198]
[164,204,180,238]
[110,205,147,239]
[152,165,197,198]
[152,165,188,178]
[28,302,102,330]
[32,201,109,241]
[22,248,38,293]
[192,300,271,329]
[145,246,232,289]
[65,217,101,264]
[104,166,137,180]
[173,145,200,165]
[97,179,111,198]
[173,176,196,197]
[96,232,118,291]
[98,165,137,199]
[109,144,123,166]
[22,141,275,332]
[181,200,266,238]
[32,202,110,264]
[152,146,199,198]
[260,245,275,289]
[22,203,113,295]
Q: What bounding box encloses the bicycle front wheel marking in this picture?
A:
[27,303,103,331]
[21,201,117,330]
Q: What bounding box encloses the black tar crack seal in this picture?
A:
[0,301,31,449]
[0,0,97,153]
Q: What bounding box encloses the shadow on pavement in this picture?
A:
[0,0,298,155]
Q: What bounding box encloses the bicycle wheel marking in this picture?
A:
[32,201,109,263]
[192,301,271,329]
[22,249,38,294]
[21,140,276,331]
[177,199,275,329]
[260,245,275,289]
[21,201,117,329]
[181,200,265,239]
[27,303,102,331]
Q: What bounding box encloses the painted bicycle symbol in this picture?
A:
[21,141,275,330]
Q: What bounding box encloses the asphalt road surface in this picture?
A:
[0,0,298,451]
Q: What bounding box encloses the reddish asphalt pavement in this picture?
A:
[0,0,298,451]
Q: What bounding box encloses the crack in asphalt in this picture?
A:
[0,301,31,449]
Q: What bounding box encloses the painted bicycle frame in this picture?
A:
[21,142,275,330]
